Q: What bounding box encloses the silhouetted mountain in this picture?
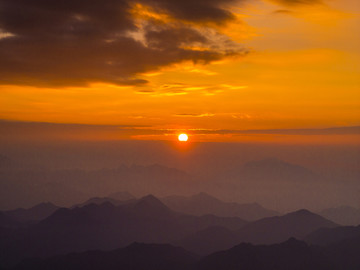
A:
[304,225,360,246]
[0,195,247,267]
[72,197,125,208]
[5,203,59,222]
[12,243,198,270]
[162,192,279,221]
[228,157,318,182]
[107,191,135,201]
[177,226,241,255]
[236,209,338,244]
[319,206,360,226]
[177,209,339,254]
[128,194,172,218]
[198,238,332,270]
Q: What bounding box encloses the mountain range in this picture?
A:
[0,194,341,267]
[161,192,279,221]
[4,203,59,223]
[236,209,338,245]
[0,195,247,267]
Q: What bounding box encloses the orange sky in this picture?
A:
[0,0,359,143]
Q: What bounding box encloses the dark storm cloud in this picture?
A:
[140,0,236,24]
[0,0,241,87]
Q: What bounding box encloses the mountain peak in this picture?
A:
[283,209,335,222]
[291,209,313,216]
[282,237,308,248]
[139,194,161,203]
[134,195,171,216]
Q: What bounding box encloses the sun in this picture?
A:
[178,133,188,142]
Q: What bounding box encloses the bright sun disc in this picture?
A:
[178,133,188,142]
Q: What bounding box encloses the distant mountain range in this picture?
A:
[0,164,192,209]
[1,192,279,225]
[1,158,355,213]
[4,202,59,222]
[71,197,129,208]
[161,192,279,221]
[176,208,337,255]
[235,209,338,245]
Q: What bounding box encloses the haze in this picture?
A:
[0,0,359,269]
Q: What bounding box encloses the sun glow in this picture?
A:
[178,133,189,142]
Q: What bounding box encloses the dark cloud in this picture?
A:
[0,0,242,87]
[140,0,236,24]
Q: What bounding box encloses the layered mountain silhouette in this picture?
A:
[319,206,360,226]
[0,194,348,269]
[72,197,127,208]
[236,209,338,244]
[161,192,279,221]
[174,209,339,255]
[71,191,135,208]
[4,203,59,223]
[0,195,247,267]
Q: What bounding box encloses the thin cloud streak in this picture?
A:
[1,120,359,142]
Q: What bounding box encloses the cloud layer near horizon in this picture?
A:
[1,120,359,142]
[0,0,244,87]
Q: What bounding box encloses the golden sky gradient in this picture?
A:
[0,0,359,143]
